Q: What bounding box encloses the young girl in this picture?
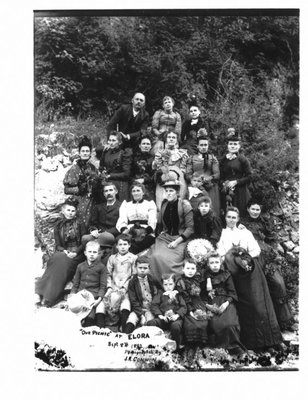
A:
[201,251,245,355]
[147,273,187,350]
[193,196,223,247]
[176,259,209,347]
[103,234,137,331]
[186,172,209,211]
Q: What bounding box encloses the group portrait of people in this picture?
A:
[35,92,296,358]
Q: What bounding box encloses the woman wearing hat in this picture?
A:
[116,182,157,254]
[152,130,189,210]
[148,179,194,282]
[219,129,252,216]
[151,96,182,153]
[96,131,132,202]
[63,135,100,229]
[185,131,221,216]
[217,206,284,351]
[35,196,86,307]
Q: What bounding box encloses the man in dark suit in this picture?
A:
[82,183,121,245]
[107,92,149,149]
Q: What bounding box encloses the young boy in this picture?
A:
[147,273,187,350]
[187,172,209,211]
[103,234,137,331]
[193,196,222,247]
[124,255,160,334]
[69,240,107,328]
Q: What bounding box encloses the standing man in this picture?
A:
[82,182,121,245]
[107,92,149,149]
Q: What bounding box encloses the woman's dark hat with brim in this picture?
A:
[63,195,79,208]
[162,179,181,189]
[226,128,241,142]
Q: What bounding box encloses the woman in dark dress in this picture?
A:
[35,196,86,307]
[219,131,252,216]
[63,135,100,229]
[147,179,194,282]
[201,251,245,354]
[186,132,221,216]
[97,131,132,202]
[241,199,293,330]
[131,135,155,200]
[217,207,283,351]
[180,103,207,155]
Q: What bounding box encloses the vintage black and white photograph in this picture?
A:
[32,8,300,373]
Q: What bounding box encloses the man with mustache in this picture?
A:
[82,183,121,245]
[106,92,149,149]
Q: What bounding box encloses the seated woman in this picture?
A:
[217,206,284,352]
[96,131,132,202]
[219,130,252,217]
[63,135,100,229]
[35,196,86,307]
[131,135,155,200]
[240,199,293,331]
[151,96,182,153]
[180,102,208,155]
[116,182,157,255]
[185,132,220,216]
[147,179,194,282]
[152,130,189,210]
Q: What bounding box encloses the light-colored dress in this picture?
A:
[152,145,189,210]
[151,109,182,153]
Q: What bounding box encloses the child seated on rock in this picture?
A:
[193,196,222,247]
[124,256,160,334]
[102,234,137,331]
[147,273,187,350]
[68,240,107,328]
[176,259,209,347]
[186,172,209,211]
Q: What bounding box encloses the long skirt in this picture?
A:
[183,315,208,344]
[35,252,84,306]
[224,250,282,350]
[259,252,292,330]
[207,296,245,351]
[77,195,94,230]
[147,233,186,282]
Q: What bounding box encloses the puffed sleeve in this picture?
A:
[210,154,220,181]
[174,112,182,138]
[179,149,189,172]
[63,164,80,195]
[236,156,252,186]
[116,201,129,233]
[245,229,261,258]
[152,150,163,170]
[54,221,64,251]
[109,148,132,180]
[147,200,158,232]
[180,200,194,241]
[216,229,228,257]
[152,110,162,135]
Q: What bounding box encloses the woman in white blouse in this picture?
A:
[216,206,283,351]
[116,182,157,254]
[217,206,260,258]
